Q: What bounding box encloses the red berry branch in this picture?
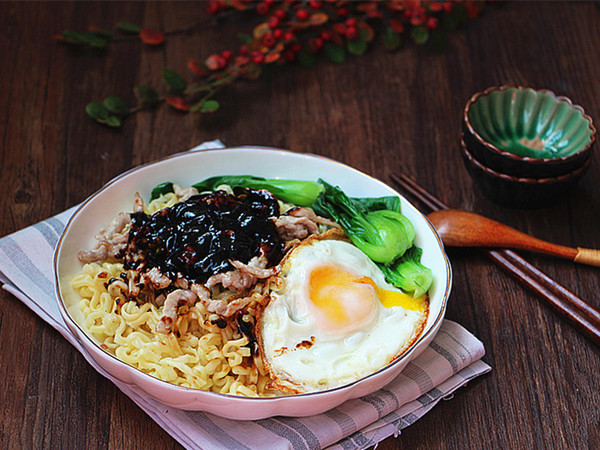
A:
[55,0,489,128]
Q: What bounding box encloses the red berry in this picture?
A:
[262,33,276,47]
[320,29,333,41]
[252,53,265,64]
[284,30,295,41]
[345,18,357,27]
[283,49,296,61]
[427,17,440,29]
[428,2,444,12]
[206,1,220,14]
[188,59,206,75]
[296,9,310,21]
[337,7,349,18]
[221,50,233,61]
[274,8,286,19]
[234,55,250,66]
[268,16,280,29]
[333,22,346,34]
[345,26,358,40]
[309,0,322,9]
[443,1,455,13]
[205,54,226,71]
[308,37,323,52]
[139,28,165,46]
[256,2,269,15]
[264,0,275,5]
[410,13,425,26]
[273,29,284,40]
[240,44,249,55]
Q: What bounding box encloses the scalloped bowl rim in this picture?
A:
[53,146,452,420]
[460,136,592,184]
[463,85,596,164]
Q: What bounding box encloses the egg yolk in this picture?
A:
[308,264,426,333]
[308,265,377,333]
[354,277,426,312]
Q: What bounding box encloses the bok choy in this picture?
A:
[312,179,432,297]
[192,175,324,207]
[312,180,414,264]
[378,247,433,298]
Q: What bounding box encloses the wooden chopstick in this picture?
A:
[389,173,600,347]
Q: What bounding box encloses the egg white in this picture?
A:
[258,237,428,394]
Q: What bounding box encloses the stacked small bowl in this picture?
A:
[461,85,596,208]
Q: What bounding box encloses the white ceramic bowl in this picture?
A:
[54,147,451,420]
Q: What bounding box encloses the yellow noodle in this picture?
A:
[72,260,278,397]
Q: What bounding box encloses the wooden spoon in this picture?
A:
[428,209,600,267]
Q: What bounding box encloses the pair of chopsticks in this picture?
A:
[390,173,600,347]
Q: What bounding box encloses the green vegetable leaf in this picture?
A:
[89,27,114,38]
[323,42,346,64]
[60,30,108,48]
[85,34,108,49]
[200,99,220,113]
[378,246,433,298]
[162,69,187,92]
[192,175,324,207]
[103,96,129,115]
[105,115,122,127]
[410,26,429,45]
[135,85,160,107]
[236,33,253,44]
[150,182,174,201]
[347,37,367,56]
[117,21,142,34]
[352,196,401,213]
[59,30,87,45]
[190,99,220,113]
[312,180,414,263]
[383,27,402,51]
[85,101,110,121]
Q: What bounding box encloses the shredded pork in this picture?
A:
[78,212,131,263]
[272,207,340,241]
[156,289,198,334]
[173,183,199,202]
[286,207,340,228]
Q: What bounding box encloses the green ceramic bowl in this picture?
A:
[463,86,595,178]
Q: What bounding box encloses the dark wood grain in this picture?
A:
[1,1,599,449]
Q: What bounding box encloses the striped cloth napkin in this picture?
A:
[0,141,491,449]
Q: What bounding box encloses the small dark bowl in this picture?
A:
[460,136,591,209]
[463,86,595,178]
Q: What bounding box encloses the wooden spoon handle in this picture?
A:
[574,248,600,267]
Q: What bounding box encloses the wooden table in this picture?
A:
[1,1,598,448]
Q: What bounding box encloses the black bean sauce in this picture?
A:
[124,188,284,284]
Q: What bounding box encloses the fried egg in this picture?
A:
[258,236,429,394]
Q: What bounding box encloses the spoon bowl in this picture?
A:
[428,209,600,267]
